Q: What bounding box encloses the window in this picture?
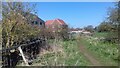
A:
[35,21,38,25]
[31,21,34,24]
[40,22,42,25]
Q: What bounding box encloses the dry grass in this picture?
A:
[17,39,91,66]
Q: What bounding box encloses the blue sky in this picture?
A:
[0,2,116,28]
[32,2,115,28]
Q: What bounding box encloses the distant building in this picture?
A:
[45,19,68,32]
[69,28,83,34]
[69,28,92,36]
[23,12,45,28]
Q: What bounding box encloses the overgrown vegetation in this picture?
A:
[1,2,119,66]
[79,33,118,66]
[2,2,41,48]
[17,39,91,66]
[2,2,45,67]
[95,3,119,43]
[44,23,69,40]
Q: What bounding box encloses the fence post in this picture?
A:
[18,46,29,66]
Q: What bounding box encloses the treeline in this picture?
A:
[95,3,119,43]
[83,3,119,43]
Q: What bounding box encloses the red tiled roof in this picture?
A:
[45,20,53,25]
[56,19,66,25]
[45,19,66,25]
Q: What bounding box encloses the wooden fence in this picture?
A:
[1,38,46,67]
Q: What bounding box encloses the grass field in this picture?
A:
[93,32,108,38]
[79,32,118,66]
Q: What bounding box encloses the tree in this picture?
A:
[84,25,94,32]
[106,3,119,40]
[59,25,69,40]
[97,2,119,43]
[2,2,43,66]
[2,2,40,48]
[97,21,113,32]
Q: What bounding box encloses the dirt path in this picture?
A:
[78,41,102,66]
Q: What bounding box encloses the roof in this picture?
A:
[45,19,66,25]
[45,20,53,25]
[23,12,45,24]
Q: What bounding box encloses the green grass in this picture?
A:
[80,36,118,66]
[61,40,91,66]
[93,32,108,38]
[19,39,91,66]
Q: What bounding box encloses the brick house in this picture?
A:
[45,19,68,39]
[45,19,68,32]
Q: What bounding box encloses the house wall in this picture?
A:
[46,20,67,32]
[24,13,45,28]
[31,18,45,28]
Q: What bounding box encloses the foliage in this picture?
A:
[17,40,91,66]
[2,2,40,48]
[96,3,119,43]
[97,3,118,33]
[84,25,94,32]
[93,32,108,38]
[97,21,113,32]
[58,26,69,40]
[44,23,69,40]
[106,6,119,41]
[43,28,55,39]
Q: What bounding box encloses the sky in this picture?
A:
[1,2,116,28]
[32,2,115,28]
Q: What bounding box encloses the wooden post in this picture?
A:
[18,46,29,66]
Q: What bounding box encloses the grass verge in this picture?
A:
[79,36,118,66]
